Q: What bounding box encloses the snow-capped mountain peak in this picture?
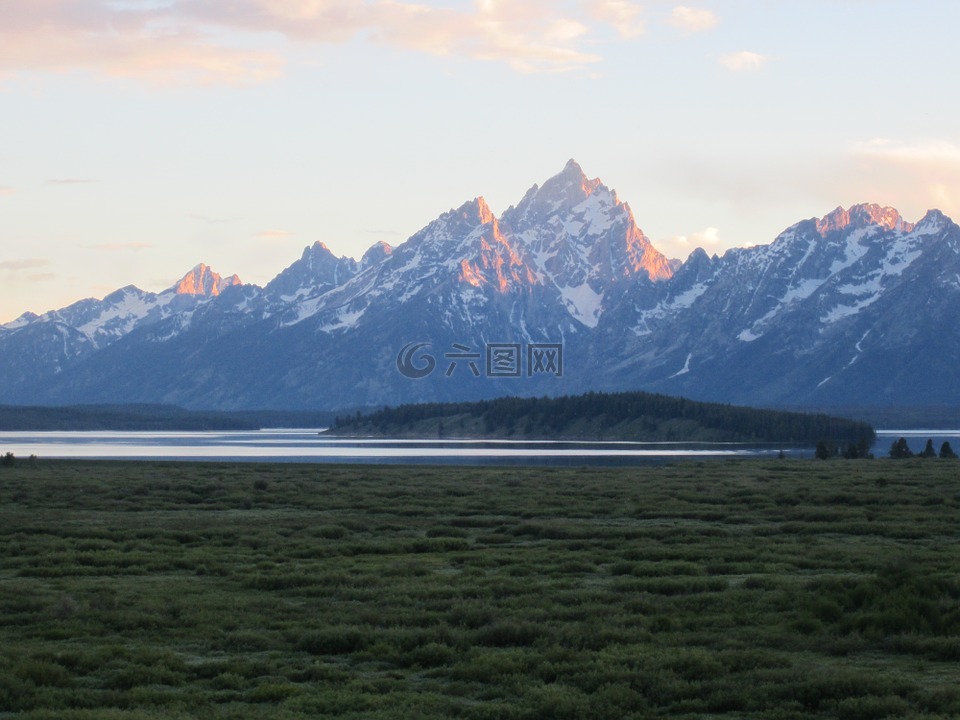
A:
[502,159,604,229]
[502,161,673,288]
[265,242,359,301]
[7,162,960,412]
[913,208,956,235]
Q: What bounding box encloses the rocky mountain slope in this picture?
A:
[2,161,956,410]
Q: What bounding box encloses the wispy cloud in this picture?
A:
[0,0,681,82]
[846,138,960,214]
[187,213,238,224]
[588,0,645,38]
[27,273,57,283]
[719,51,767,71]
[404,0,600,74]
[255,229,293,240]
[180,0,605,73]
[45,178,98,185]
[668,227,722,247]
[0,2,281,85]
[668,6,718,33]
[87,242,154,251]
[0,186,14,196]
[656,226,724,261]
[852,138,960,164]
[0,258,53,271]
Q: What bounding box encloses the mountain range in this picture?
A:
[2,159,958,411]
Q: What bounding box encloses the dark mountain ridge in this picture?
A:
[1,161,956,411]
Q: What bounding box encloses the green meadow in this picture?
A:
[1,458,959,719]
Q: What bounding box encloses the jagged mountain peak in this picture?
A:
[267,241,358,298]
[1,311,39,330]
[404,197,500,256]
[680,247,714,273]
[452,197,496,226]
[914,208,956,234]
[360,241,393,269]
[302,240,336,261]
[5,179,960,410]
[816,203,912,235]
[170,264,241,297]
[499,161,672,285]
[477,196,496,225]
[556,158,597,193]
[505,160,608,226]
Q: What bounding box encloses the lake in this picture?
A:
[0,429,798,465]
[1,429,953,465]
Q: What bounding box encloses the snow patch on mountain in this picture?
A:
[76,288,159,340]
[319,307,366,333]
[828,227,873,273]
[558,283,604,328]
[882,239,923,276]
[6,161,960,411]
[670,353,693,377]
[782,278,824,304]
[668,282,709,309]
[2,313,39,331]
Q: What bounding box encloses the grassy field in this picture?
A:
[1,458,959,719]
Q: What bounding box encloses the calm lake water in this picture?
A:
[0,429,798,466]
[1,429,954,465]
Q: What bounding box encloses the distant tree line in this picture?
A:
[815,438,874,460]
[0,451,38,467]
[888,437,957,459]
[814,436,959,460]
[334,391,876,447]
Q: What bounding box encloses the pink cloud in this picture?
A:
[255,229,293,240]
[719,51,767,71]
[27,273,57,283]
[587,1,644,38]
[87,242,154,251]
[0,1,282,84]
[0,258,53,271]
[0,0,658,82]
[668,6,718,33]
[842,138,960,218]
[45,178,97,185]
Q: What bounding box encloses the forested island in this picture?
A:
[328,391,875,447]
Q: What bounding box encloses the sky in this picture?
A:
[1,0,959,323]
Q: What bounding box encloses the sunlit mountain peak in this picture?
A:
[170,264,241,297]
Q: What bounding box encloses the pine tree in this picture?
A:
[920,438,937,458]
[889,437,913,459]
[940,441,958,459]
[815,441,834,460]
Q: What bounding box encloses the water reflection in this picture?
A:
[0,429,796,465]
